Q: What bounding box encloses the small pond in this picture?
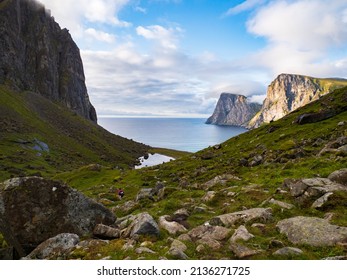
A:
[135,153,175,169]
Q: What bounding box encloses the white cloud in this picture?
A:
[247,1,347,49]
[136,25,182,50]
[225,0,267,15]
[135,6,147,13]
[85,28,116,43]
[249,94,266,104]
[245,0,347,78]
[40,0,131,39]
[81,43,263,117]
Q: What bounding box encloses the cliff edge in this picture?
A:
[248,74,347,128]
[206,93,261,127]
[0,0,97,122]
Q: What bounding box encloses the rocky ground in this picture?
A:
[1,168,346,260]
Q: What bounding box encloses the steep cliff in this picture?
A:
[206,93,261,127]
[0,0,97,122]
[248,74,347,128]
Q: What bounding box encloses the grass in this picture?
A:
[1,85,347,260]
[149,147,191,159]
[0,85,149,181]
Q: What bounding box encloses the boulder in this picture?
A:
[202,191,216,202]
[168,239,188,260]
[0,177,116,250]
[172,208,190,222]
[114,200,139,214]
[151,182,165,196]
[23,233,79,260]
[170,239,187,252]
[277,216,347,246]
[123,212,160,238]
[268,198,294,210]
[210,208,273,227]
[177,234,192,243]
[249,155,263,167]
[301,178,346,192]
[295,111,336,125]
[93,224,120,239]
[283,176,347,206]
[158,215,187,235]
[188,224,230,250]
[338,145,347,153]
[230,225,254,243]
[116,214,135,230]
[188,225,231,242]
[328,169,347,186]
[202,174,240,189]
[135,247,156,254]
[136,188,154,202]
[282,179,308,197]
[311,192,334,209]
[197,237,222,250]
[168,248,188,260]
[229,243,262,259]
[273,247,303,256]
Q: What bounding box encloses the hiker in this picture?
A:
[117,188,124,199]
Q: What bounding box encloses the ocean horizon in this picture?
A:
[99,117,248,153]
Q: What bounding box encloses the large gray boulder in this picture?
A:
[0,177,116,249]
[202,174,240,190]
[210,208,273,227]
[23,233,79,260]
[229,243,262,259]
[277,216,347,246]
[188,224,231,250]
[230,225,254,243]
[158,215,187,235]
[283,175,347,206]
[123,212,160,238]
[328,169,347,186]
[93,224,120,239]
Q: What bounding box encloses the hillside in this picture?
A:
[33,86,347,260]
[0,85,149,180]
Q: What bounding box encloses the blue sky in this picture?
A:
[40,0,347,117]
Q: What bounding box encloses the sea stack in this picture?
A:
[206,93,261,127]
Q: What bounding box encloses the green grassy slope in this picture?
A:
[0,85,149,180]
[54,86,347,260]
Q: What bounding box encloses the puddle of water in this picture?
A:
[135,153,175,169]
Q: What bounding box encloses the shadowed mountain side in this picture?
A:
[0,85,149,180]
[0,0,96,122]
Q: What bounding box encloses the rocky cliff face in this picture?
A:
[247,74,347,128]
[0,0,97,122]
[206,93,261,127]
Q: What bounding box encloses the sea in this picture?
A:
[99,118,247,153]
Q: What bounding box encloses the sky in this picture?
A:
[39,0,347,117]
